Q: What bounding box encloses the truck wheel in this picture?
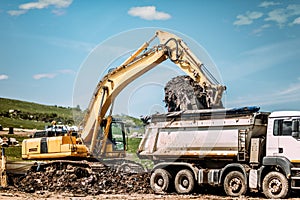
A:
[174,169,195,194]
[262,171,289,199]
[150,169,171,193]
[224,171,246,197]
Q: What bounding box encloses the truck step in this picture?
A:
[291,177,300,180]
[291,168,300,171]
[291,186,300,190]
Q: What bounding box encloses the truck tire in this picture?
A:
[174,169,195,194]
[262,171,289,199]
[150,169,171,193]
[224,171,246,197]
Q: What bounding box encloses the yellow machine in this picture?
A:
[22,30,226,161]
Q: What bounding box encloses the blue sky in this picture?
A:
[0,0,300,117]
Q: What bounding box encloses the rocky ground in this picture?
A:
[2,162,300,200]
[10,163,151,195]
[2,187,300,200]
[0,192,262,200]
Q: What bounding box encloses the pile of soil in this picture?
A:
[10,163,153,196]
[164,75,210,112]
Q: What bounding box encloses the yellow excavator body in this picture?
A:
[22,136,89,160]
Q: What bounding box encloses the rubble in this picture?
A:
[164,75,210,112]
[11,163,153,196]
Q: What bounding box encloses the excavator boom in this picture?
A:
[22,30,226,161]
[80,30,226,154]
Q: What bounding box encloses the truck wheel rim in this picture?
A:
[229,177,242,192]
[182,178,189,188]
[157,177,164,187]
[178,176,190,189]
[269,178,281,194]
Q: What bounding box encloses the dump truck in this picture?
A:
[137,106,300,199]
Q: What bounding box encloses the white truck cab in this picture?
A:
[266,111,300,164]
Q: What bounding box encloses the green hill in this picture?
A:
[0,97,144,131]
[0,97,147,164]
[0,97,80,129]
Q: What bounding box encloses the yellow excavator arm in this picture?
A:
[80,30,226,154]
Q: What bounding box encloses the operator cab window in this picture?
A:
[273,119,292,136]
[111,122,125,151]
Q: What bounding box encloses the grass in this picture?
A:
[126,137,154,170]
[0,97,80,129]
[126,138,142,153]
[4,146,22,161]
[0,97,74,116]
[0,116,47,130]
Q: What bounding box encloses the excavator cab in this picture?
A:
[95,118,127,159]
[108,120,127,151]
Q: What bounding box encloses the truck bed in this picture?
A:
[138,107,269,162]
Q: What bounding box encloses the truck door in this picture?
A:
[272,119,300,162]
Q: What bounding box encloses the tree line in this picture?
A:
[0,110,75,125]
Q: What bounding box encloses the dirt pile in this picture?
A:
[11,163,152,195]
[164,75,210,112]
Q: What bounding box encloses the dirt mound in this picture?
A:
[11,163,152,195]
[164,75,209,111]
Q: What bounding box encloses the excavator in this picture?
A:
[21,30,226,170]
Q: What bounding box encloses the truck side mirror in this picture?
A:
[292,120,300,138]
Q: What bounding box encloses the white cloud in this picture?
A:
[292,17,300,25]
[128,6,171,20]
[51,9,66,16]
[0,74,8,80]
[33,69,75,80]
[287,4,300,16]
[279,82,300,96]
[33,73,57,80]
[265,4,300,27]
[233,11,263,26]
[265,8,288,27]
[259,1,281,8]
[19,0,72,10]
[8,0,72,16]
[7,10,28,16]
[252,24,271,35]
[233,3,300,30]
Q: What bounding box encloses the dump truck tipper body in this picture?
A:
[138,107,300,199]
[138,106,268,162]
